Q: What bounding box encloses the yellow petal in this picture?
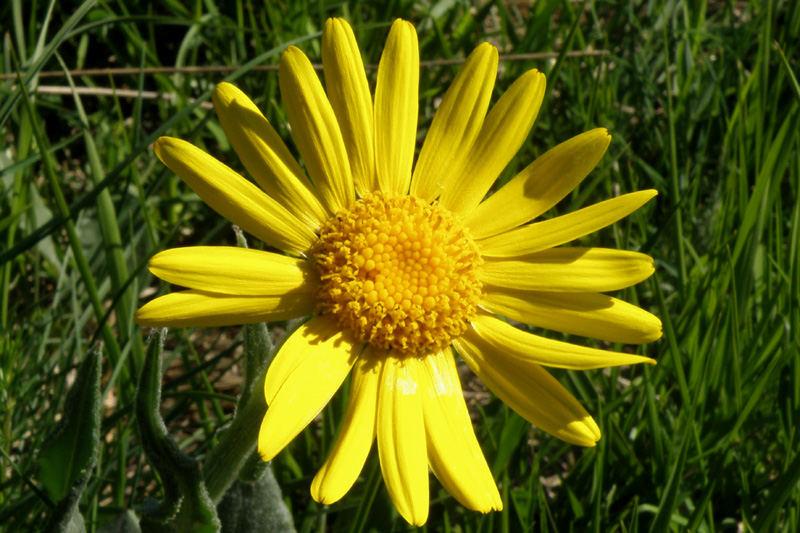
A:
[264,316,352,404]
[258,319,360,462]
[421,350,502,512]
[410,43,498,202]
[439,69,546,216]
[466,129,612,238]
[453,337,600,446]
[478,190,658,256]
[133,289,313,328]
[377,355,428,526]
[280,46,354,213]
[480,287,663,344]
[311,347,381,504]
[374,20,419,195]
[480,248,655,292]
[322,18,376,195]
[154,137,316,255]
[148,246,314,296]
[211,82,329,229]
[467,312,656,369]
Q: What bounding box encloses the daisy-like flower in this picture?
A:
[135,18,661,526]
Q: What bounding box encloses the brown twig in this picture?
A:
[18,86,215,108]
[0,50,609,81]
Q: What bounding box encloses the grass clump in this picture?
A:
[1,1,799,531]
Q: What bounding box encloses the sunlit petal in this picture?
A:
[154,137,317,255]
[311,347,381,504]
[264,317,353,404]
[377,355,429,526]
[467,312,656,368]
[411,43,498,201]
[439,69,546,216]
[212,82,328,228]
[259,318,361,462]
[374,19,419,195]
[421,349,502,512]
[148,246,314,295]
[134,290,313,328]
[280,46,355,213]
[480,248,654,292]
[480,287,663,344]
[478,190,657,256]
[322,18,376,195]
[453,337,600,446]
[466,129,612,238]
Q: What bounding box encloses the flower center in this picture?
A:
[311,192,483,355]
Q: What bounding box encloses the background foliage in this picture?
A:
[1,0,799,531]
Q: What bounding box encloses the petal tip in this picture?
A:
[212,82,244,110]
[257,437,280,463]
[153,136,167,156]
[309,476,333,505]
[587,417,602,443]
[213,81,236,98]
[389,19,417,42]
[392,18,413,29]
[282,45,304,64]
[323,17,349,37]
[567,416,601,446]
[132,308,146,327]
[595,127,613,145]
[406,510,428,527]
[522,68,546,84]
[153,136,183,161]
[257,416,282,462]
[310,466,349,506]
[475,41,498,55]
[133,302,163,328]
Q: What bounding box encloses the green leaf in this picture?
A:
[217,466,295,533]
[491,411,529,477]
[97,511,142,533]
[136,330,220,532]
[648,428,691,533]
[37,346,102,532]
[37,345,102,503]
[45,505,87,533]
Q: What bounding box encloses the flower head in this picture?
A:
[136,18,661,526]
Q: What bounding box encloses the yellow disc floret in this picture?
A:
[312,192,483,355]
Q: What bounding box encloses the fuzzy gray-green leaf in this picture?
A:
[136,329,220,532]
[37,345,102,503]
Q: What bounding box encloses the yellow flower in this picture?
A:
[135,18,661,526]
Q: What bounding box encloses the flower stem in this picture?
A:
[203,382,267,503]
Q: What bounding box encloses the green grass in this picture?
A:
[2,0,799,531]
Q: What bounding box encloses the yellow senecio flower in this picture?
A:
[135,18,662,526]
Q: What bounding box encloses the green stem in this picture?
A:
[202,229,278,502]
[203,382,267,503]
[137,330,219,531]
